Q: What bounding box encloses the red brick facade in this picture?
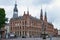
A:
[10,10,58,37]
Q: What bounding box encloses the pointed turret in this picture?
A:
[23,11,26,16]
[13,1,18,18]
[27,8,29,16]
[24,11,25,14]
[27,8,29,15]
[40,8,43,21]
[44,11,47,22]
[14,1,18,12]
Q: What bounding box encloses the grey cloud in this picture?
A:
[0,0,15,6]
[32,0,52,6]
[0,0,52,6]
[46,7,60,29]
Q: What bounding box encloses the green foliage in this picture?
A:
[0,8,5,29]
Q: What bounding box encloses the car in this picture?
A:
[9,33,16,38]
[22,36,26,38]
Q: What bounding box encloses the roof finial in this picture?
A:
[15,0,17,3]
[41,3,43,9]
[27,7,29,15]
[44,5,47,22]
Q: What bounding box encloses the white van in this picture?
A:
[9,33,15,38]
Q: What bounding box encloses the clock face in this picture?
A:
[14,12,17,14]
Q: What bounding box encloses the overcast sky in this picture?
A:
[0,0,60,30]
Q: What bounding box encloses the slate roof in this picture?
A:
[10,15,41,23]
[29,16,41,23]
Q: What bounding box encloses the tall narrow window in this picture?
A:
[20,32,21,36]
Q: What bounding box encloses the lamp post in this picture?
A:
[41,21,48,40]
[41,31,47,40]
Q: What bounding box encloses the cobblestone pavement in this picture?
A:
[1,37,60,40]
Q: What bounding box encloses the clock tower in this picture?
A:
[13,2,18,18]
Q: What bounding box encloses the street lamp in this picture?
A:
[41,21,48,40]
[41,31,47,39]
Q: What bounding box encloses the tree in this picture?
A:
[0,8,5,29]
[0,8,8,38]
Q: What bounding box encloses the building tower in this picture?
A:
[40,8,43,21]
[44,11,47,22]
[13,1,18,18]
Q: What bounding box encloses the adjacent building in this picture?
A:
[5,23,10,33]
[57,30,60,37]
[9,3,58,38]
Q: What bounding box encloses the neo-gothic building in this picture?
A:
[9,3,58,38]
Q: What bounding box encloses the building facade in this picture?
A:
[9,3,58,38]
[5,23,10,33]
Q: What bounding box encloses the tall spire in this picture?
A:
[44,11,47,22]
[13,1,18,18]
[40,8,43,21]
[14,1,18,12]
[27,8,29,15]
[23,11,26,16]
